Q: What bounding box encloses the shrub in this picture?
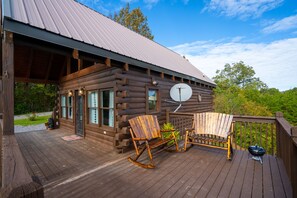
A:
[161,122,180,145]
[26,112,37,121]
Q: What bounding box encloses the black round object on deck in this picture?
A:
[248,145,266,156]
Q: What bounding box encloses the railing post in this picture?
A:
[275,112,283,118]
[165,108,170,124]
[275,112,283,157]
[291,127,297,198]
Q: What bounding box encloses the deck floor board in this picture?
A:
[15,130,292,198]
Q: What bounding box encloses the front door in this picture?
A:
[75,91,84,136]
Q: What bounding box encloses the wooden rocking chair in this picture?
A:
[128,115,179,168]
[184,112,234,160]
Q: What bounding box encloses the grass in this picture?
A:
[14,115,51,126]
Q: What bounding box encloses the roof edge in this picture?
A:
[3,0,12,19]
[4,18,216,87]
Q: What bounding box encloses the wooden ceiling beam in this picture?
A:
[123,63,129,71]
[72,49,79,59]
[26,48,34,79]
[60,56,67,78]
[45,53,54,83]
[66,56,71,75]
[15,77,58,84]
[105,57,111,67]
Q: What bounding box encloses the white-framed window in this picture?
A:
[88,91,98,124]
[61,95,67,118]
[100,90,114,127]
[68,96,73,119]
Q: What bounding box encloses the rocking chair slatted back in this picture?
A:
[129,115,161,140]
[194,112,233,138]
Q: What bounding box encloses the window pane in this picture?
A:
[148,100,157,111]
[102,109,114,127]
[68,107,73,119]
[101,90,114,108]
[68,96,72,107]
[62,107,66,118]
[89,108,98,124]
[148,90,157,98]
[100,89,114,127]
[61,96,66,106]
[148,89,158,111]
[88,91,98,108]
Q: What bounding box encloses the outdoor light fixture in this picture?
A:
[152,80,158,86]
[197,94,202,102]
[68,90,73,97]
[78,87,85,96]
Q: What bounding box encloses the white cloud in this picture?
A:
[203,0,283,20]
[262,15,297,34]
[144,0,160,9]
[170,38,297,91]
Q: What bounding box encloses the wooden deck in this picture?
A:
[16,130,292,198]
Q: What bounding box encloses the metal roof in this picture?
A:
[3,0,215,85]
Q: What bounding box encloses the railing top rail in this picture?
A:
[169,112,194,116]
[233,115,276,123]
[169,112,276,123]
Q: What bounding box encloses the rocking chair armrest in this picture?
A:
[133,138,148,141]
[185,127,195,132]
[227,131,234,136]
[160,129,175,133]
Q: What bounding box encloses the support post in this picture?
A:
[2,31,14,135]
[0,78,3,117]
[165,108,170,123]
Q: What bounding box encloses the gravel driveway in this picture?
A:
[14,112,51,133]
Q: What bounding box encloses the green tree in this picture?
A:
[213,61,267,89]
[111,3,154,40]
[15,83,57,115]
[213,61,271,116]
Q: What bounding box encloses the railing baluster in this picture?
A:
[271,124,274,155]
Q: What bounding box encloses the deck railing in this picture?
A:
[167,112,277,154]
[275,113,297,198]
[167,111,297,197]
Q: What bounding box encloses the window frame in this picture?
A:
[146,86,160,114]
[67,95,73,119]
[60,94,67,119]
[99,89,114,128]
[87,90,99,125]
[86,88,115,128]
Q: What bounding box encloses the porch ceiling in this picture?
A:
[13,35,70,84]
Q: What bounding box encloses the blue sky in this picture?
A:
[77,0,297,91]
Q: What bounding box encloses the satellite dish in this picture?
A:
[170,83,192,102]
[170,83,193,112]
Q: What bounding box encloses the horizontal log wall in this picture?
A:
[59,66,122,148]
[115,66,214,149]
[59,63,214,151]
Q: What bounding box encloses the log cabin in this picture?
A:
[1,0,215,152]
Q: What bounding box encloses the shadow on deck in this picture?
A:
[16,129,292,198]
